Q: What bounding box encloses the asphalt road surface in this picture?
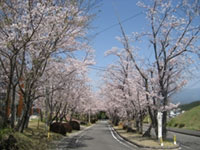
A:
[54,121,139,150]
[167,130,200,150]
[143,125,200,150]
[52,121,200,150]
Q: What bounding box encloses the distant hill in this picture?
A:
[168,105,200,130]
[179,101,200,111]
[172,88,200,104]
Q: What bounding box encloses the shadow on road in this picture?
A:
[58,135,94,149]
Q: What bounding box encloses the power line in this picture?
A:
[88,66,107,71]
[95,12,143,36]
[91,65,106,69]
[88,65,122,72]
[88,67,105,71]
[89,11,144,71]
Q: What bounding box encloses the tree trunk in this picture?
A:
[4,57,16,127]
[147,107,158,137]
[11,85,17,128]
[17,86,24,118]
[25,112,30,129]
[20,102,31,133]
[135,117,140,133]
[40,110,43,122]
[16,108,24,132]
[4,83,12,127]
[20,111,28,132]
[45,87,49,127]
[16,93,31,133]
[153,110,158,138]
[162,111,167,139]
[113,115,119,126]
[139,116,143,134]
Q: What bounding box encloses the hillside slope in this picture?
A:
[168,105,200,131]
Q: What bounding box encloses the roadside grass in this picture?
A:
[168,105,200,131]
[143,115,151,124]
[114,126,177,149]
[14,119,63,150]
[0,128,14,141]
[1,119,94,150]
[0,119,64,150]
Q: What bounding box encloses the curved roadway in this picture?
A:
[52,121,200,150]
[55,121,138,150]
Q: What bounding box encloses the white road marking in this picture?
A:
[109,125,135,149]
[180,143,192,150]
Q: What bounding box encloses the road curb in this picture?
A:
[144,123,200,138]
[167,127,200,138]
[112,126,180,150]
[67,124,95,138]
[49,123,95,149]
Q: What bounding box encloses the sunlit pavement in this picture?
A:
[143,124,200,150]
[50,121,200,150]
[51,121,138,150]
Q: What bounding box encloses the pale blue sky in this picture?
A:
[89,0,145,88]
[88,0,200,96]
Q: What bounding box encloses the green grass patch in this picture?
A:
[0,120,64,150]
[0,128,14,141]
[143,115,151,124]
[168,105,200,131]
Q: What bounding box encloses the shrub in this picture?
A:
[80,121,87,125]
[50,122,67,135]
[69,121,80,130]
[0,135,19,150]
[122,121,128,130]
[91,119,97,124]
[179,123,185,128]
[174,123,178,127]
[127,127,136,133]
[62,123,72,133]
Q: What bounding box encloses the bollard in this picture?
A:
[174,135,177,145]
[47,126,50,139]
[37,117,40,129]
[48,132,50,139]
[160,137,164,146]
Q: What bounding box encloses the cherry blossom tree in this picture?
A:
[100,49,148,133]
[136,0,200,138]
[0,0,97,131]
[103,0,200,139]
[33,48,95,127]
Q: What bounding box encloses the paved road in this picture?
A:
[52,121,200,150]
[143,125,200,150]
[167,130,200,150]
[54,121,138,150]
